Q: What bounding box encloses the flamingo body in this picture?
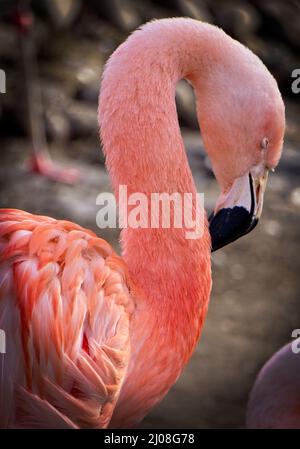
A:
[247,339,300,429]
[0,209,133,428]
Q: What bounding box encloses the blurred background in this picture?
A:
[0,0,299,429]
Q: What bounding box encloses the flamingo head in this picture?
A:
[194,53,285,251]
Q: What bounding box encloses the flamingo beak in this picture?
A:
[209,167,269,252]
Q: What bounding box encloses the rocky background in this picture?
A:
[0,0,299,429]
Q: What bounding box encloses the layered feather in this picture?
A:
[0,209,134,429]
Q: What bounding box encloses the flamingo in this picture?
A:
[13,0,80,184]
[247,338,300,429]
[0,18,285,429]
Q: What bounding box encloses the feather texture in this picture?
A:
[0,209,134,429]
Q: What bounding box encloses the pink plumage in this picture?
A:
[0,18,285,428]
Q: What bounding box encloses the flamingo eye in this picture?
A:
[261,137,269,150]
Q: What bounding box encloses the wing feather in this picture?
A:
[0,209,134,429]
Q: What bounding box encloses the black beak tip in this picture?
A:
[209,207,258,252]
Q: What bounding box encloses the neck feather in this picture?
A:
[100,18,217,428]
[99,18,214,313]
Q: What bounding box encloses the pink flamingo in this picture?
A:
[0,18,285,429]
[247,338,300,429]
[13,2,80,184]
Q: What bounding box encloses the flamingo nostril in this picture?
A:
[256,184,261,200]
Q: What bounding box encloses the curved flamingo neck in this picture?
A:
[99,18,219,427]
[99,19,218,309]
